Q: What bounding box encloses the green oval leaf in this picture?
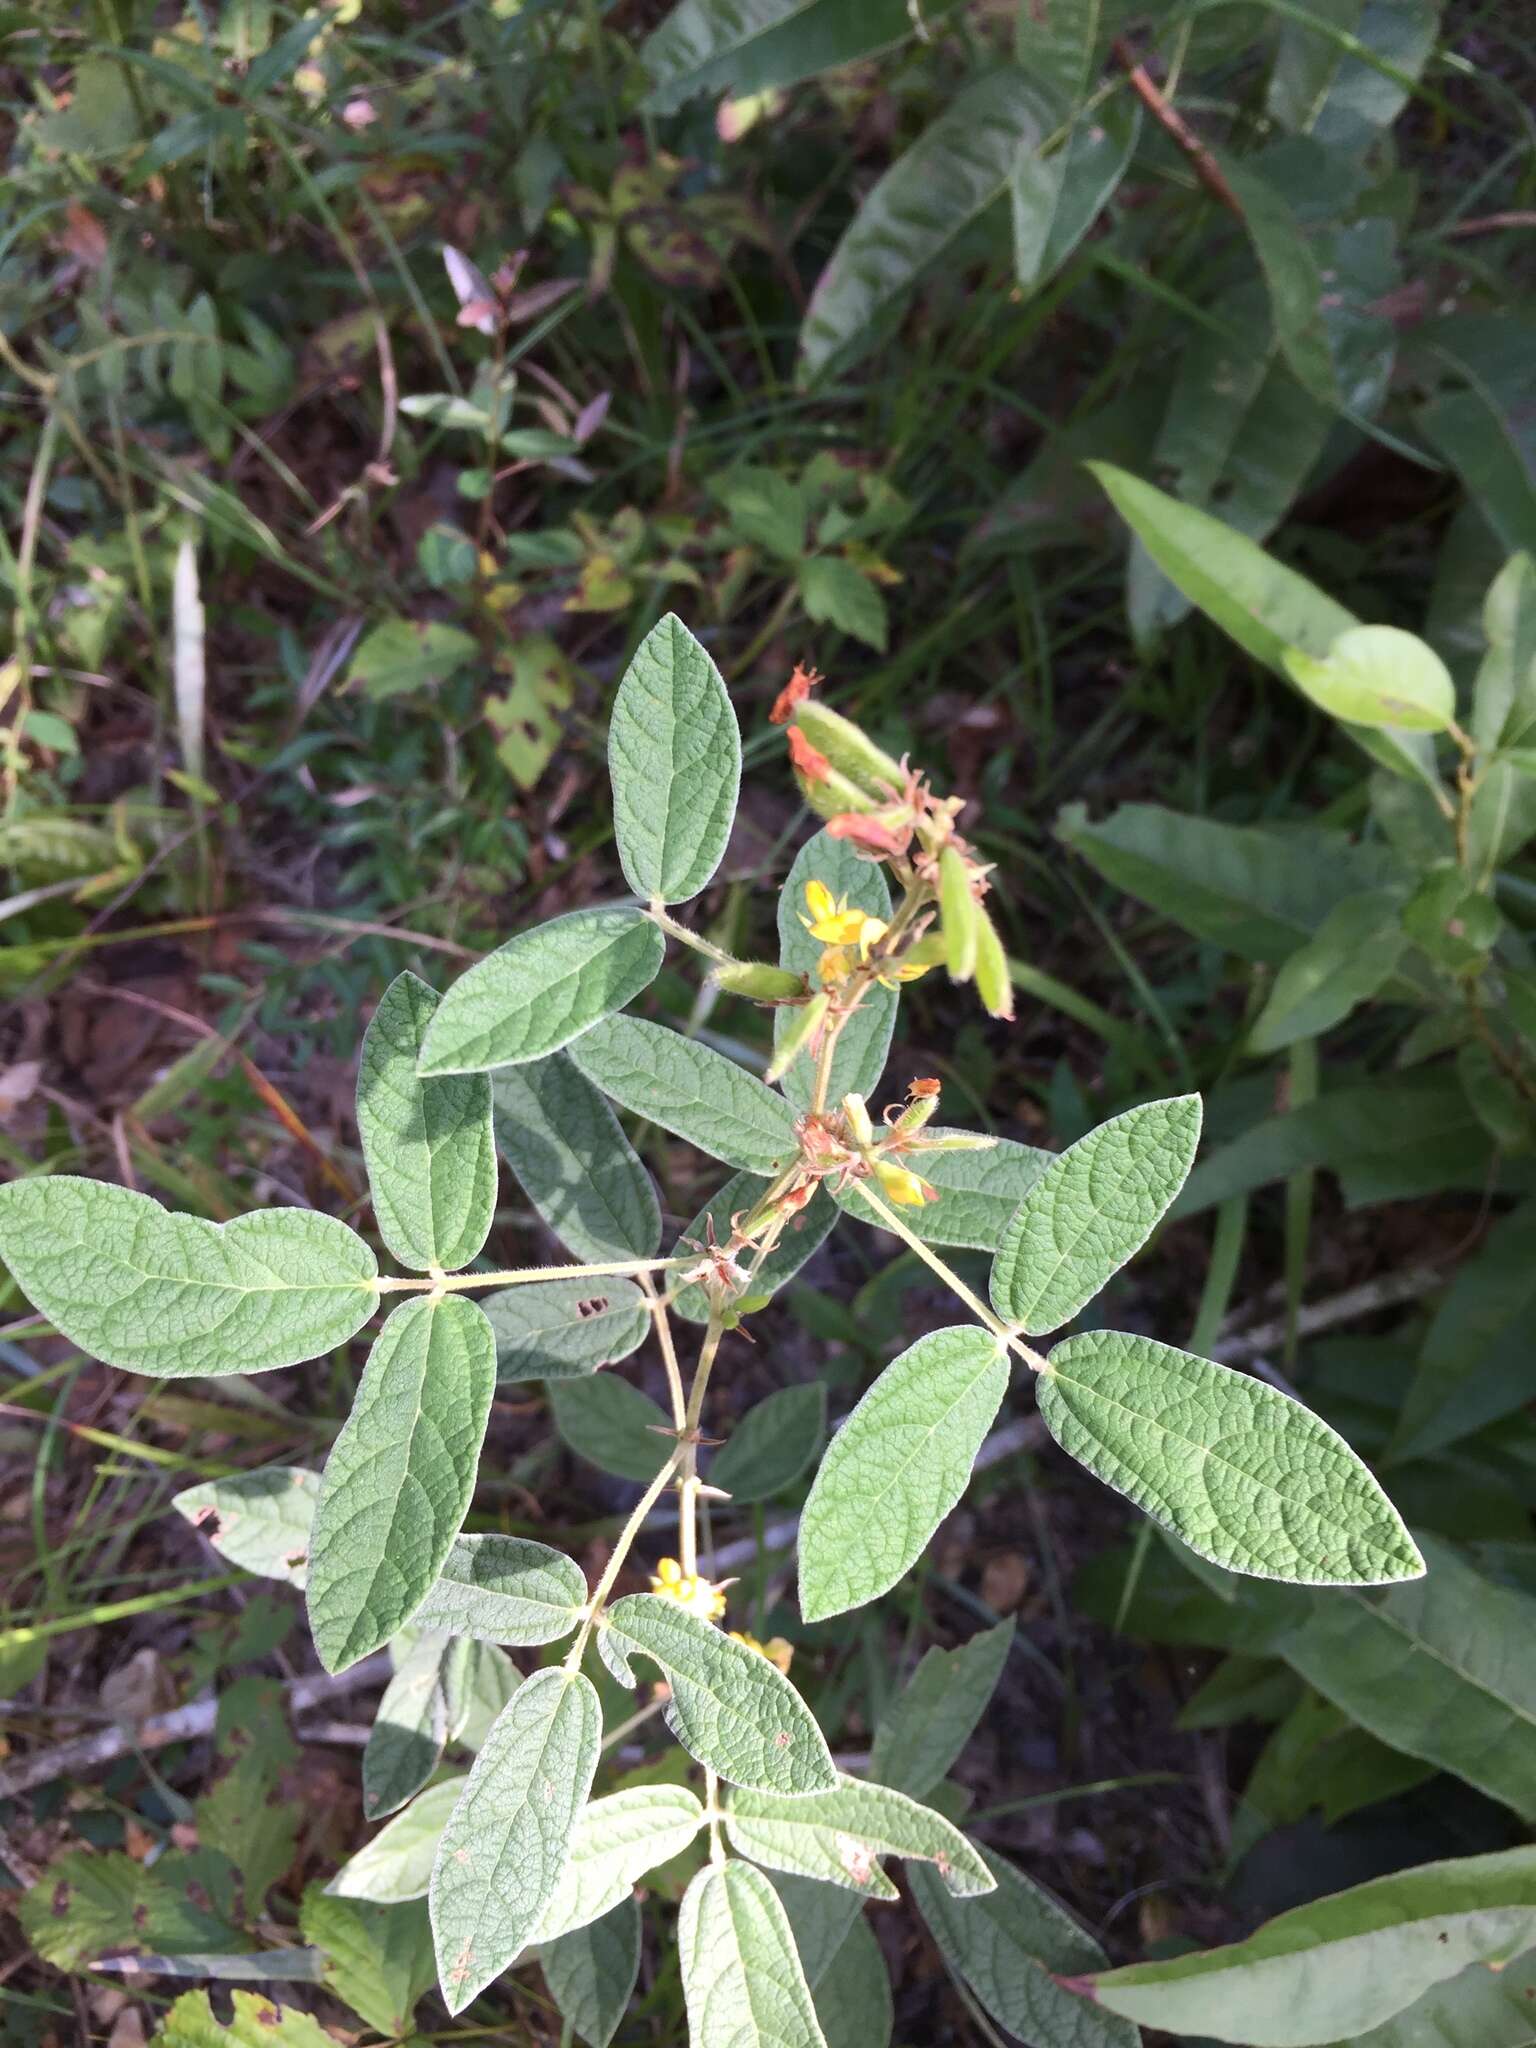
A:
[357,972,496,1273]
[608,613,741,905]
[307,1295,497,1672]
[482,1277,650,1383]
[418,908,665,1077]
[568,1015,799,1174]
[429,1668,601,2015]
[0,1177,377,1378]
[724,1774,993,1900]
[798,1327,1008,1623]
[1039,1329,1424,1585]
[172,1466,320,1588]
[869,1619,1013,1799]
[549,1372,674,1482]
[990,1095,1202,1334]
[711,1383,826,1504]
[331,1777,468,1904]
[679,1860,828,2048]
[774,830,895,1112]
[1284,624,1456,733]
[539,1896,640,2048]
[641,0,918,114]
[598,1593,836,1795]
[412,1534,587,1646]
[491,1054,661,1263]
[537,1785,707,1944]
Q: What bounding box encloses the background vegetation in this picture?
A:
[3,0,1535,2040]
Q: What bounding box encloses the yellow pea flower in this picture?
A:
[873,1159,936,1207]
[650,1557,727,1622]
[729,1630,794,1675]
[801,881,887,954]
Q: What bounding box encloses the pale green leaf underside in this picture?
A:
[799,1327,1008,1622]
[835,1135,1050,1250]
[357,971,496,1272]
[869,1619,1014,1799]
[412,1533,587,1645]
[0,1176,377,1377]
[608,612,741,904]
[536,1785,707,1945]
[991,1094,1202,1333]
[307,1295,497,1672]
[775,830,895,1112]
[1039,1330,1423,1585]
[672,1176,836,1325]
[363,1632,466,1820]
[598,1593,837,1795]
[724,1774,994,1901]
[711,1383,826,1504]
[430,1668,601,2014]
[173,1466,320,1588]
[482,1277,649,1383]
[418,907,665,1076]
[679,1860,828,2048]
[569,1015,799,1174]
[331,1777,467,1904]
[540,1896,641,2048]
[453,1639,519,1754]
[491,1054,661,1263]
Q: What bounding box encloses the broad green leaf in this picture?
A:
[672,1175,837,1325]
[569,1015,799,1174]
[869,1620,1013,1798]
[990,1095,1202,1333]
[298,1889,435,2038]
[1221,156,1341,409]
[911,1844,1137,2048]
[800,70,1052,380]
[1247,889,1409,1053]
[413,1534,587,1645]
[598,1593,836,1794]
[1337,1942,1536,2048]
[724,1775,993,1900]
[1389,1203,1536,1461]
[331,1776,467,1903]
[549,1371,673,1482]
[491,1054,661,1262]
[1419,327,1536,562]
[775,830,895,1111]
[1013,101,1138,290]
[482,1276,649,1383]
[1076,1845,1536,2046]
[608,613,741,904]
[173,1466,319,1588]
[835,1133,1050,1250]
[540,1895,641,2048]
[1473,551,1536,753]
[1057,801,1408,964]
[0,1177,377,1378]
[346,616,477,699]
[307,1295,496,1672]
[418,908,665,1076]
[799,1328,1008,1622]
[1284,625,1456,734]
[1038,1330,1424,1585]
[357,971,496,1273]
[154,1991,334,2047]
[771,1875,866,1993]
[797,557,888,650]
[363,1632,469,1819]
[679,1860,828,2048]
[429,1668,601,2014]
[712,1383,826,1503]
[810,1911,893,2048]
[641,0,920,113]
[536,1785,707,1943]
[18,1846,246,1970]
[454,1639,519,1751]
[1227,1690,1435,1868]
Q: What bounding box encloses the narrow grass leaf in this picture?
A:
[679,1860,828,2048]
[608,613,740,904]
[540,1895,641,2048]
[173,1467,320,1588]
[569,1015,799,1174]
[172,533,206,789]
[483,1277,649,1383]
[869,1619,1013,1797]
[412,1534,587,1645]
[491,1053,661,1262]
[724,1775,993,1900]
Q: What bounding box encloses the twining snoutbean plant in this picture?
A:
[0,617,1421,2040]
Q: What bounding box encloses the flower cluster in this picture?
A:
[799,878,935,992]
[648,1557,727,1622]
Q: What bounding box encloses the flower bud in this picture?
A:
[914,1128,999,1153]
[893,1079,942,1135]
[842,1092,875,1149]
[973,903,1014,1021]
[712,959,806,1002]
[765,991,830,1083]
[788,726,879,819]
[791,701,905,801]
[873,1158,935,1207]
[939,844,978,982]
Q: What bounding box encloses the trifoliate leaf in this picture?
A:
[482,1277,649,1383]
[330,1777,467,1904]
[540,1895,642,2048]
[724,1775,994,1900]
[711,1383,826,1503]
[491,1054,661,1262]
[172,1467,320,1588]
[412,1534,587,1645]
[990,1095,1202,1333]
[799,1328,1007,1622]
[1039,1330,1424,1584]
[679,1860,828,2048]
[357,971,496,1272]
[307,1295,497,1672]
[430,1668,602,2014]
[598,1594,837,1795]
[608,613,741,904]
[0,1177,377,1377]
[535,1785,708,1944]
[418,907,665,1076]
[569,1015,799,1174]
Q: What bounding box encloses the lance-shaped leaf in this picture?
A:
[641,0,919,113]
[491,1055,660,1263]
[608,613,740,905]
[357,972,496,1273]
[0,1177,377,1377]
[724,1775,993,1901]
[775,831,895,1112]
[672,1176,836,1325]
[482,1278,649,1383]
[363,1633,470,1820]
[331,1777,467,1904]
[429,1668,601,2015]
[1038,1330,1423,1585]
[912,1844,1138,2048]
[835,1135,1050,1251]
[598,1594,836,1795]
[569,1016,799,1174]
[1071,1844,1536,2047]
[307,1296,497,1672]
[549,1372,674,1482]
[811,1912,893,2048]
[1336,1941,1536,2048]
[799,1328,1008,1623]
[679,1860,828,2048]
[173,1466,320,1588]
[712,1384,826,1504]
[536,1785,707,1944]
[412,1534,587,1646]
[990,1095,1202,1333]
[869,1620,1013,1798]
[540,1895,640,2048]
[418,908,665,1077]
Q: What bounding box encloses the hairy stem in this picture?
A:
[856,1182,1047,1372]
[646,898,736,966]
[565,1445,685,1670]
[375,1255,690,1296]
